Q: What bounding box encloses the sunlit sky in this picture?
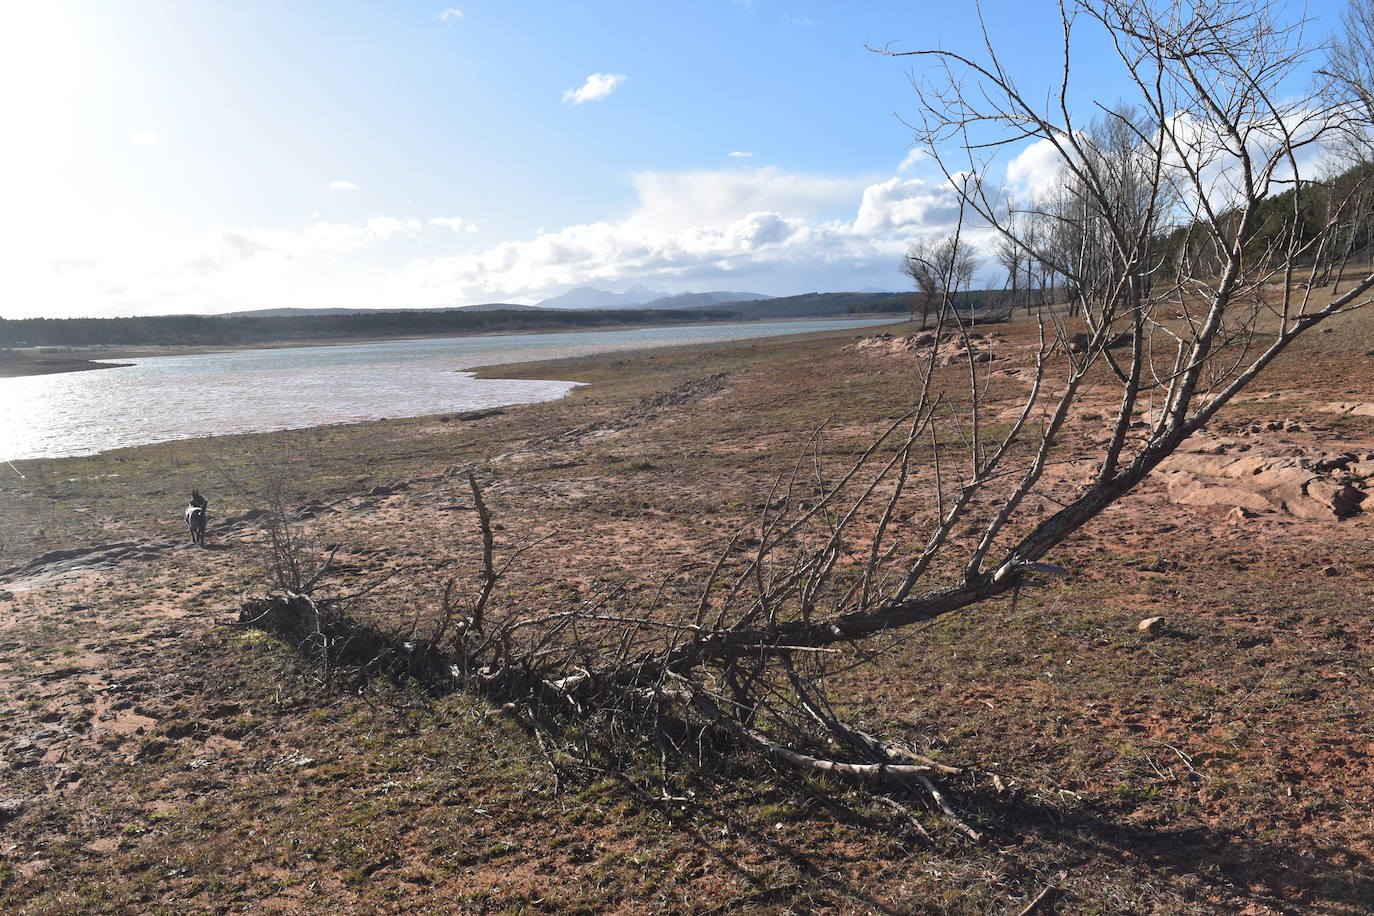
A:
[0,0,1349,319]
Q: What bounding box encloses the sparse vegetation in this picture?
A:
[3,311,1373,912]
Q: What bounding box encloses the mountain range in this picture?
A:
[534,287,770,310]
[218,288,915,320]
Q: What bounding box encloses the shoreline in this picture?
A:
[1,314,902,379]
[0,353,136,379]
[2,317,907,463]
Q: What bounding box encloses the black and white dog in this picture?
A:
[185,504,207,545]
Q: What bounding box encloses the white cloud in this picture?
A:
[130,129,160,147]
[8,151,1031,317]
[1005,138,1067,200]
[1156,109,1339,210]
[727,151,754,158]
[429,216,479,234]
[436,8,463,21]
[3,214,449,318]
[398,165,971,302]
[328,179,359,191]
[184,216,423,275]
[16,104,1359,319]
[897,148,927,173]
[851,176,962,236]
[562,73,627,105]
[625,165,865,233]
[782,14,813,26]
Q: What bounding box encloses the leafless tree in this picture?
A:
[1030,105,1166,314]
[1323,0,1374,129]
[903,233,981,323]
[1021,217,1051,307]
[247,0,1374,828]
[994,223,1024,311]
[1318,0,1374,289]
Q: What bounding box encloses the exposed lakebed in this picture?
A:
[1,318,894,460]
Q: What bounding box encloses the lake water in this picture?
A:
[1,318,896,461]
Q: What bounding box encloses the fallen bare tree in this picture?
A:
[243,0,1374,832]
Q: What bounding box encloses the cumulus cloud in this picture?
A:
[22,106,1361,319]
[328,179,359,191]
[562,73,627,105]
[429,216,479,234]
[851,176,963,236]
[625,165,865,233]
[1005,138,1067,201]
[436,8,463,21]
[897,148,927,173]
[398,165,974,302]
[1157,110,1340,210]
[185,217,423,275]
[11,143,1056,316]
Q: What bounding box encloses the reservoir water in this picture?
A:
[1,318,896,461]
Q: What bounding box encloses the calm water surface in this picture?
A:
[1,318,895,461]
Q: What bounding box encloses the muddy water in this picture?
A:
[1,318,894,460]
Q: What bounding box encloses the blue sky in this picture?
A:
[0,0,1350,318]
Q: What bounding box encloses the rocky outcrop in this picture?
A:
[847,330,1004,367]
[1159,449,1370,520]
[1322,402,1374,417]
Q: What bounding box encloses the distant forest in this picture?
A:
[0,307,745,348]
[850,288,1026,316]
[0,285,1097,350]
[1,292,925,348]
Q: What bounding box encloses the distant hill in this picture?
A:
[536,287,769,310]
[638,291,769,310]
[222,304,536,317]
[223,307,408,317]
[718,291,912,320]
[220,292,779,317]
[844,288,1024,318]
[0,307,743,348]
[536,286,667,310]
[183,290,928,327]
